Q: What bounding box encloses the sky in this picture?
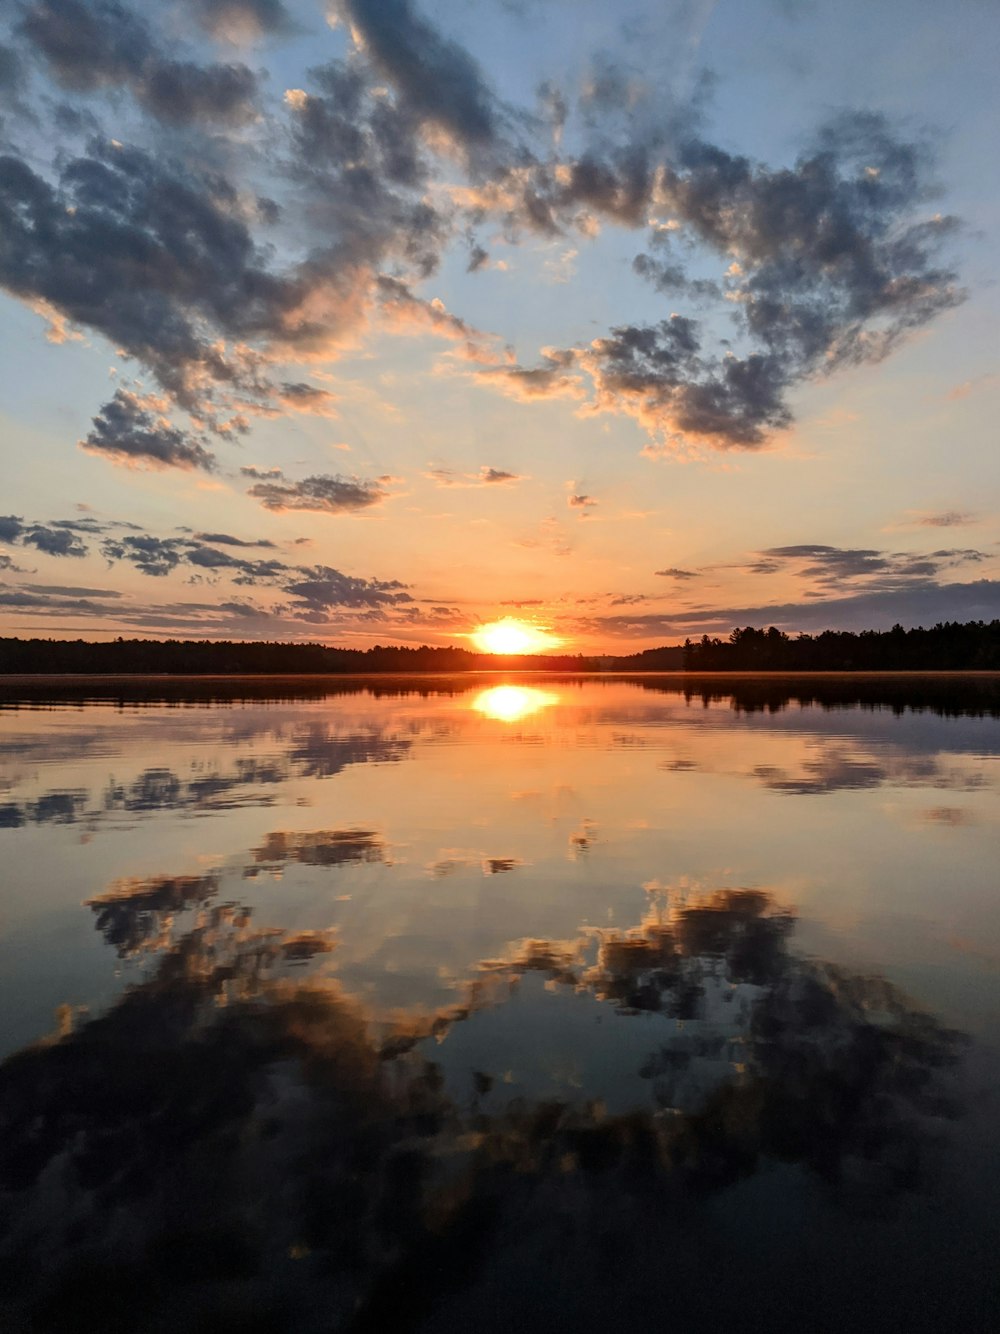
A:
[0,0,998,651]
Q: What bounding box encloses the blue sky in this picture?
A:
[0,0,997,648]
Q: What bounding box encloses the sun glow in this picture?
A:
[471,618,562,655]
[472,685,559,723]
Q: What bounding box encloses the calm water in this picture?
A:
[1,674,999,1332]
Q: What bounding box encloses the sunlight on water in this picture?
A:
[471,682,560,721]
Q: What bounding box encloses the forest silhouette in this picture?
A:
[2,619,1000,676]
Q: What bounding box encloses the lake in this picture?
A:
[1,673,999,1332]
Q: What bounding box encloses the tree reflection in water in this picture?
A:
[0,879,968,1332]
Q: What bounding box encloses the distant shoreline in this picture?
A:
[2,620,999,675]
[4,669,1000,682]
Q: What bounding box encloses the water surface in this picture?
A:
[1,674,999,1331]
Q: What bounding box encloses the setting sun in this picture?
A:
[471,618,563,655]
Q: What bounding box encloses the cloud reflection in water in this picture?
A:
[0,869,970,1334]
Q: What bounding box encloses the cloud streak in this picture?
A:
[242,470,389,515]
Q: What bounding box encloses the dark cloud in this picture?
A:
[480,467,520,484]
[567,493,597,511]
[137,59,259,127]
[22,584,117,598]
[246,471,388,514]
[18,0,260,126]
[469,112,961,450]
[655,567,699,579]
[335,0,501,149]
[1,513,119,561]
[193,532,277,549]
[578,317,791,448]
[19,0,150,93]
[285,63,449,283]
[22,524,87,556]
[277,381,338,415]
[582,579,1000,639]
[631,252,720,301]
[0,2,967,467]
[51,517,108,533]
[240,465,283,481]
[467,243,488,272]
[100,534,185,576]
[757,542,987,593]
[81,390,216,471]
[97,528,293,583]
[0,143,302,410]
[184,545,288,584]
[0,42,27,105]
[0,586,109,611]
[283,565,412,613]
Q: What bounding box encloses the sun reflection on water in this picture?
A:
[472,685,560,722]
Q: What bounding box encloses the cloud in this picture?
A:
[567,493,597,512]
[184,545,288,583]
[0,2,968,471]
[655,567,699,579]
[21,525,88,557]
[376,276,495,359]
[81,390,217,471]
[24,582,120,596]
[240,465,283,481]
[754,541,987,593]
[19,0,261,125]
[245,470,389,514]
[137,59,259,127]
[100,534,186,576]
[913,510,977,528]
[333,0,501,151]
[464,113,962,451]
[193,531,277,549]
[283,61,450,288]
[425,465,523,487]
[0,42,27,108]
[283,565,412,612]
[631,252,719,301]
[275,382,339,416]
[473,349,582,402]
[0,144,291,410]
[580,580,1000,640]
[579,317,792,449]
[0,513,88,557]
[183,0,296,41]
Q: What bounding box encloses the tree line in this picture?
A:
[1,623,999,675]
[681,621,1000,671]
[0,637,684,675]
